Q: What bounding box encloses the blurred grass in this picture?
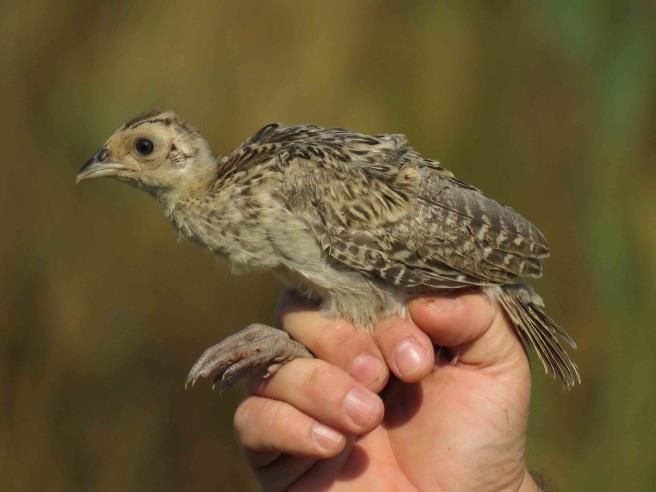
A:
[1,1,655,490]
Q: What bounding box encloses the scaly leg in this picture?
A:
[185,323,313,392]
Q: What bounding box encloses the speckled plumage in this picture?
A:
[78,110,580,388]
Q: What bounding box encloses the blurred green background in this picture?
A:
[1,1,654,490]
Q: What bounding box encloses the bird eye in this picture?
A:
[135,138,154,156]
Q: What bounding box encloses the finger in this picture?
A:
[408,291,527,370]
[234,395,346,466]
[277,290,389,391]
[248,358,385,434]
[371,315,435,382]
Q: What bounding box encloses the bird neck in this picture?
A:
[155,158,220,216]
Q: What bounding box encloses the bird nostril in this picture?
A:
[96,148,109,162]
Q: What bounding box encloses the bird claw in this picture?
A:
[185,323,313,392]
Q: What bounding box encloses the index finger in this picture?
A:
[276,290,389,392]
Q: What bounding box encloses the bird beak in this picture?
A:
[76,147,130,183]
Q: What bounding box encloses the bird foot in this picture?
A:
[185,323,313,392]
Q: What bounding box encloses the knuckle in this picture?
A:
[285,358,334,389]
[275,359,350,409]
[307,363,326,387]
[232,398,252,440]
[288,358,348,399]
[261,399,285,430]
[234,397,288,440]
[234,397,258,433]
[373,319,411,347]
[301,361,350,406]
[315,320,359,353]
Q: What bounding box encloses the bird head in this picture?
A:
[77,110,216,198]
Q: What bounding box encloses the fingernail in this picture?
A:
[343,387,382,429]
[393,339,425,376]
[312,423,344,453]
[426,296,458,313]
[350,354,385,388]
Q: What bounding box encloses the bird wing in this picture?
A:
[216,123,407,182]
[232,125,549,289]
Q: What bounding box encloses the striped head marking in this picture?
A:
[77,110,216,194]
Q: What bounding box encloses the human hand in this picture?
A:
[234,289,539,491]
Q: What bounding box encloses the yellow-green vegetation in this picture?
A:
[1,1,654,490]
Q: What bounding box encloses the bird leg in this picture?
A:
[185,323,313,392]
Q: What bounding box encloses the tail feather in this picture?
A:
[496,284,581,388]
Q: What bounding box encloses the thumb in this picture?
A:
[408,291,530,375]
